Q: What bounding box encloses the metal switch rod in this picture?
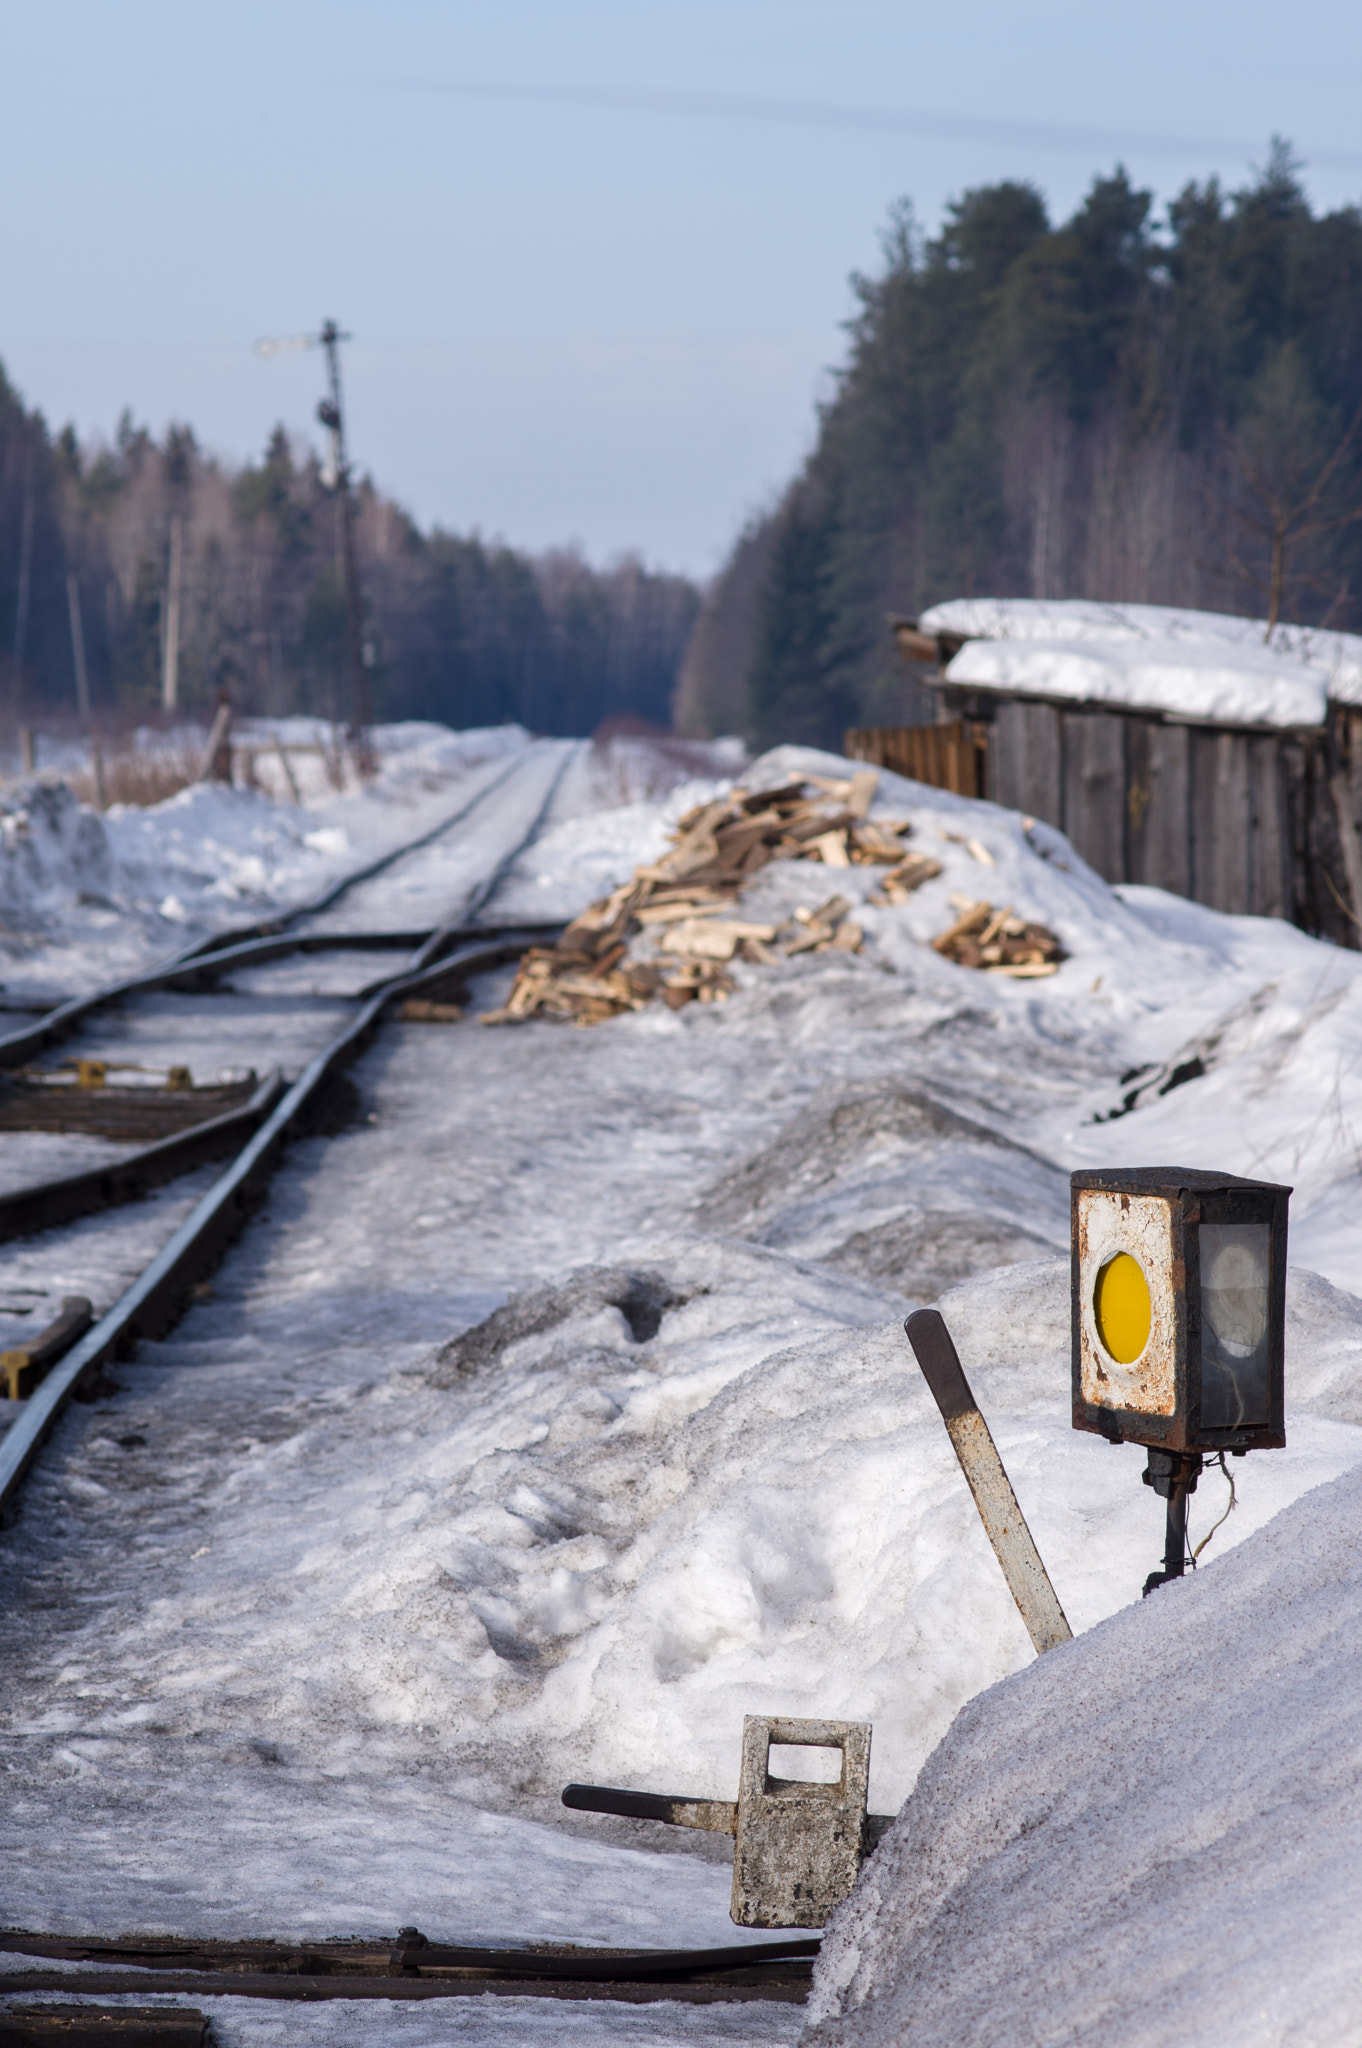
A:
[905,1309,1072,1655]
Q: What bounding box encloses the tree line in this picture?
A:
[0,381,699,738]
[677,144,1362,749]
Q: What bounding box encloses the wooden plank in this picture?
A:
[1248,736,1289,919]
[1124,716,1153,884]
[1335,712,1359,831]
[904,1309,1072,1656]
[1280,732,1324,936]
[986,701,1026,812]
[1061,710,1126,882]
[1215,730,1253,914]
[986,700,1062,825]
[0,2009,208,2045]
[1022,701,1064,829]
[1190,730,1252,912]
[1126,719,1190,895]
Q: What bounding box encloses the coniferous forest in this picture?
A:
[4,148,1362,752]
[677,145,1362,749]
[0,394,699,738]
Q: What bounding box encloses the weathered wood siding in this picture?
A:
[976,701,1300,920]
[1063,712,1127,885]
[1126,720,1190,896]
[852,694,1362,948]
[1247,736,1290,919]
[958,689,1361,945]
[989,700,1062,822]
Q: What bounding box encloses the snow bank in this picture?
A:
[40,1235,1361,1862]
[0,779,115,925]
[805,1455,1362,2046]
[919,596,1362,725]
[0,725,534,997]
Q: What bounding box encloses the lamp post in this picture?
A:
[1071,1167,1290,1594]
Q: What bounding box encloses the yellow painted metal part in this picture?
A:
[1094,1252,1152,1364]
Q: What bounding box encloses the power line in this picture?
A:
[379,77,1362,176]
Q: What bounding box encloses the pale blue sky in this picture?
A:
[4,0,1360,575]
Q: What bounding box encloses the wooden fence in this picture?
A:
[844,722,987,800]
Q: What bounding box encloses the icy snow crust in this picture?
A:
[920,595,1362,725]
[806,1457,1362,2047]
[2,737,1362,2041]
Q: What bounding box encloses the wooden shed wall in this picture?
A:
[936,693,1362,948]
[976,699,1297,915]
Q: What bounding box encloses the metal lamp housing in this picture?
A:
[1071,1168,1289,1453]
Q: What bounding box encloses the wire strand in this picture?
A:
[1191,1453,1238,1563]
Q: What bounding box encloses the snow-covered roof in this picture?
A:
[918,597,1362,729]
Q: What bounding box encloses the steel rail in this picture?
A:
[0,1929,818,2007]
[0,745,538,1069]
[0,1966,810,2007]
[80,917,565,996]
[0,742,584,1517]
[0,740,801,2019]
[401,740,577,977]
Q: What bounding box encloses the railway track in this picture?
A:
[0,739,579,1520]
[0,736,822,2028]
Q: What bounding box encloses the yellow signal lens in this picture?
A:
[1094,1252,1151,1364]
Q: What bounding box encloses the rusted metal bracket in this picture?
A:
[1141,1447,1204,1594]
[905,1308,1072,1655]
[564,1714,895,1929]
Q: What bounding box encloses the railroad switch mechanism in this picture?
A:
[564,1715,894,1928]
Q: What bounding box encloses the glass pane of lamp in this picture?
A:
[1199,1223,1272,1427]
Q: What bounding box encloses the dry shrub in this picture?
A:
[69,741,203,810]
[588,725,749,807]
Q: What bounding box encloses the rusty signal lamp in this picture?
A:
[1071,1167,1289,1593]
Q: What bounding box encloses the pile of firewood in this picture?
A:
[483,772,936,1027]
[478,775,1067,1026]
[930,896,1065,976]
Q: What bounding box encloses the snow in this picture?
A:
[3,730,1362,2042]
[0,724,534,1002]
[919,595,1362,725]
[805,1455,1362,2048]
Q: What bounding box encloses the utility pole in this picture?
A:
[256,319,373,773]
[161,513,183,711]
[11,440,34,699]
[315,320,371,767]
[66,573,90,722]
